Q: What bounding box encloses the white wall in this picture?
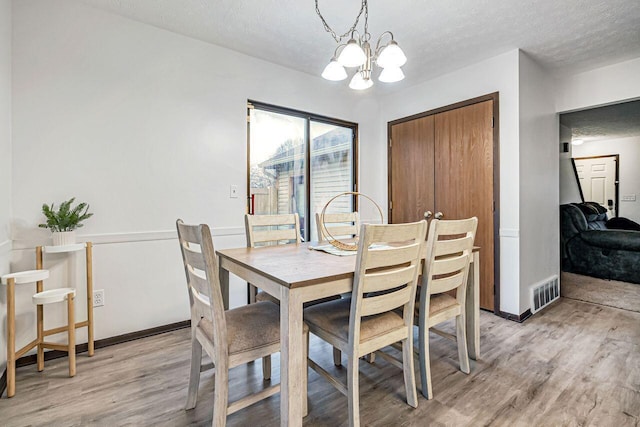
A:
[556,57,640,113]
[573,136,640,222]
[10,0,363,352]
[0,0,12,371]
[518,52,559,311]
[379,50,522,314]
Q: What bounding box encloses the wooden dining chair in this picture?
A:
[416,217,477,400]
[304,220,427,427]
[176,219,308,426]
[315,211,360,243]
[244,213,301,379]
[315,210,366,366]
[245,213,301,305]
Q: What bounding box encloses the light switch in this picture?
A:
[230,185,238,198]
[621,194,636,202]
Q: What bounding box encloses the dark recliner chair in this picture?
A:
[560,202,640,284]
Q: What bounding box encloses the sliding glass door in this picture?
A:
[248,102,357,241]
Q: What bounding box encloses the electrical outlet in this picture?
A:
[93,289,105,307]
[230,185,239,198]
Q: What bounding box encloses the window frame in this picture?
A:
[247,100,359,240]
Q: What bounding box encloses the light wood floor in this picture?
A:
[562,272,640,313]
[1,297,639,426]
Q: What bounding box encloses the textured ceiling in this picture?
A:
[561,100,640,142]
[78,0,640,92]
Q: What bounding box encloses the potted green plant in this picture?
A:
[39,197,93,246]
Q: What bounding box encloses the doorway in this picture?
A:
[573,155,619,217]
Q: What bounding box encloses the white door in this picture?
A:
[574,156,617,217]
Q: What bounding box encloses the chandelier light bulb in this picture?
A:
[378,66,405,83]
[349,72,373,90]
[338,39,367,68]
[376,41,407,68]
[322,59,348,81]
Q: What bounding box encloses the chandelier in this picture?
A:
[315,0,407,90]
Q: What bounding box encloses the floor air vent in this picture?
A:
[530,275,560,314]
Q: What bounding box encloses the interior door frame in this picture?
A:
[572,154,620,217]
[387,92,501,314]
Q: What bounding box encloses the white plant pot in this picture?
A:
[52,231,76,246]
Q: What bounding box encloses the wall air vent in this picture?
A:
[530,275,560,314]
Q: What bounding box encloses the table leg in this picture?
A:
[466,251,480,360]
[219,265,230,310]
[280,288,304,427]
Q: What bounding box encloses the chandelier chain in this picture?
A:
[315,0,368,43]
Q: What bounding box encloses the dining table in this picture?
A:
[217,241,480,427]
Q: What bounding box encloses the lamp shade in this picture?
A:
[338,39,367,68]
[349,72,373,90]
[376,41,407,68]
[378,66,405,83]
[322,59,348,81]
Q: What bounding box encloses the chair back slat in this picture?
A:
[182,245,207,272]
[422,217,477,303]
[176,220,227,352]
[252,229,299,245]
[430,271,466,295]
[245,213,301,246]
[365,244,421,270]
[350,221,427,347]
[362,265,417,294]
[433,235,474,257]
[360,286,413,317]
[431,253,469,276]
[187,267,210,298]
[433,219,477,236]
[316,211,360,242]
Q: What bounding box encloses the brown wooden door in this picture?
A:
[389,115,435,223]
[389,97,496,311]
[434,100,495,311]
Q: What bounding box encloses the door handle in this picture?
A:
[424,211,433,219]
[434,212,444,220]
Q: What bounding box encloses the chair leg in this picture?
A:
[456,313,470,374]
[419,322,433,399]
[365,353,375,363]
[186,334,203,410]
[212,357,229,427]
[402,337,418,408]
[333,347,341,366]
[67,294,76,377]
[247,283,257,304]
[303,329,309,417]
[262,356,271,380]
[347,354,360,427]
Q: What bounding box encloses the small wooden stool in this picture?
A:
[1,270,76,398]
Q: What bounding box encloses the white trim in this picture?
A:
[11,226,245,250]
[499,228,519,238]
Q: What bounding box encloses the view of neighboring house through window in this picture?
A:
[248,102,357,241]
